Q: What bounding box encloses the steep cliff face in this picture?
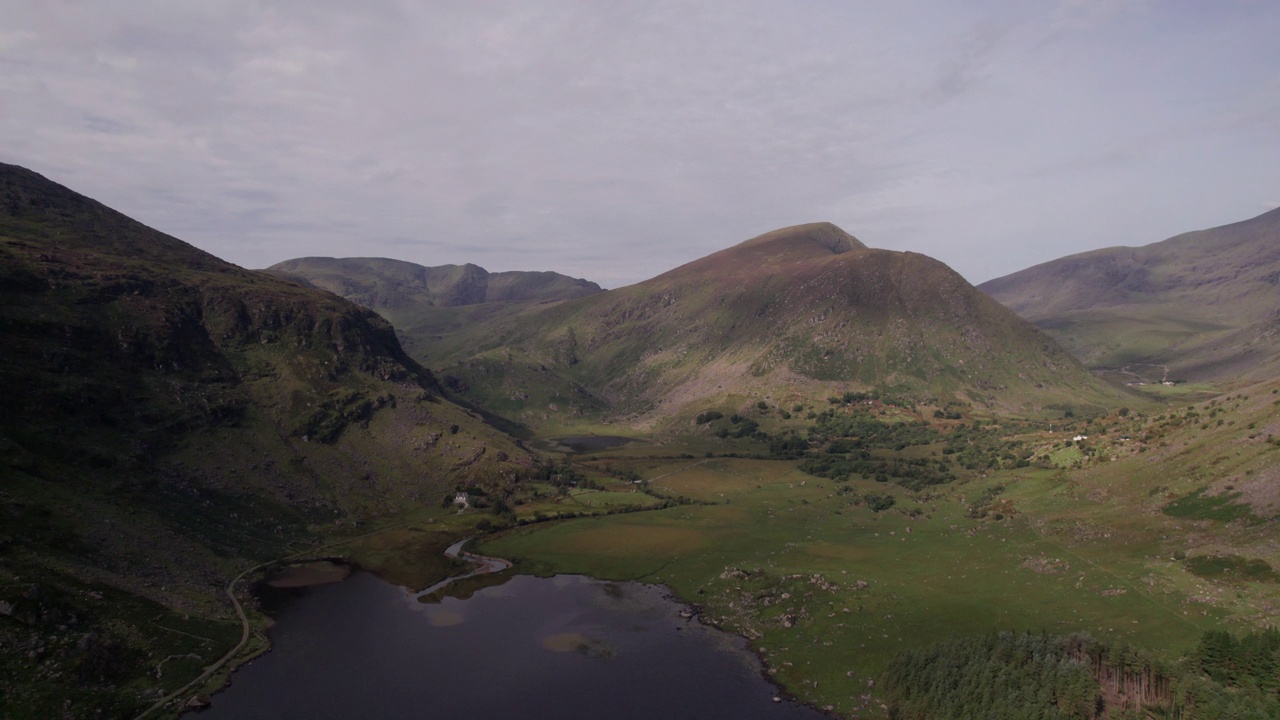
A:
[0,164,535,717]
[266,256,604,365]
[0,163,531,489]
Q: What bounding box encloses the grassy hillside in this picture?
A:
[0,164,536,718]
[979,207,1280,385]
[430,223,1141,431]
[476,375,1280,718]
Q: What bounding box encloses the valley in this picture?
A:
[2,163,1279,719]
[474,384,1280,717]
[280,222,1141,436]
[980,206,1280,386]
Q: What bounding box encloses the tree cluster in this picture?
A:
[883,628,1280,720]
[799,454,953,490]
[809,409,940,450]
[882,632,1103,720]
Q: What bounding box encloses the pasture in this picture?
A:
[480,454,1239,715]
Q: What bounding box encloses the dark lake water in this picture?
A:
[201,572,826,720]
[553,435,635,452]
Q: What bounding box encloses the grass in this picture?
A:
[340,514,472,590]
[297,222,1143,434]
[1163,487,1257,523]
[477,452,1237,717]
[6,164,1279,718]
[1131,382,1222,402]
[1046,445,1084,467]
[565,489,662,508]
[1185,555,1280,583]
[464,389,1280,714]
[980,207,1280,386]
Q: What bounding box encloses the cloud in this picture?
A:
[2,1,1278,287]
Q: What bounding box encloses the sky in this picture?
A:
[2,1,1278,289]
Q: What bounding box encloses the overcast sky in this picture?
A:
[3,1,1278,288]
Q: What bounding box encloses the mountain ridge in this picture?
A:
[267,256,602,309]
[648,221,866,281]
[365,222,1141,430]
[979,206,1280,384]
[265,256,604,366]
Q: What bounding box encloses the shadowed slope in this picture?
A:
[0,163,534,717]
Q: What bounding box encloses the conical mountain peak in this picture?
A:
[653,221,866,282]
[735,221,866,256]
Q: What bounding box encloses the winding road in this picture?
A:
[415,537,512,599]
[133,519,500,720]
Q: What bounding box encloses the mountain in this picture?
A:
[266,256,602,364]
[0,163,534,717]
[979,207,1280,385]
[267,256,601,309]
[414,222,1137,430]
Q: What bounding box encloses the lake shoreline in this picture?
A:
[192,530,831,720]
[198,569,829,720]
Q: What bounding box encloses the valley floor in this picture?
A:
[473,436,1280,717]
[12,399,1280,719]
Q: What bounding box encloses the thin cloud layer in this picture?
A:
[3,1,1278,287]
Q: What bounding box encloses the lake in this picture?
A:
[552,435,636,452]
[200,572,827,719]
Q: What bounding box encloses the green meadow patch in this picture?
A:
[566,489,663,508]
[479,456,1228,717]
[1185,554,1280,583]
[1163,487,1257,523]
[1047,445,1085,467]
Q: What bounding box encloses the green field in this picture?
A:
[17,369,1271,718]
[473,423,1277,716]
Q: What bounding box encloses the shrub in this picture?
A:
[863,492,896,512]
[695,410,723,425]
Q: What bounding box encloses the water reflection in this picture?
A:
[202,572,826,720]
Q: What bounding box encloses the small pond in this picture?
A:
[200,572,826,720]
[551,435,636,452]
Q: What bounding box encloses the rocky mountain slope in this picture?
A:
[0,163,534,717]
[266,257,602,364]
[268,256,601,308]
[409,223,1138,430]
[979,207,1280,385]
